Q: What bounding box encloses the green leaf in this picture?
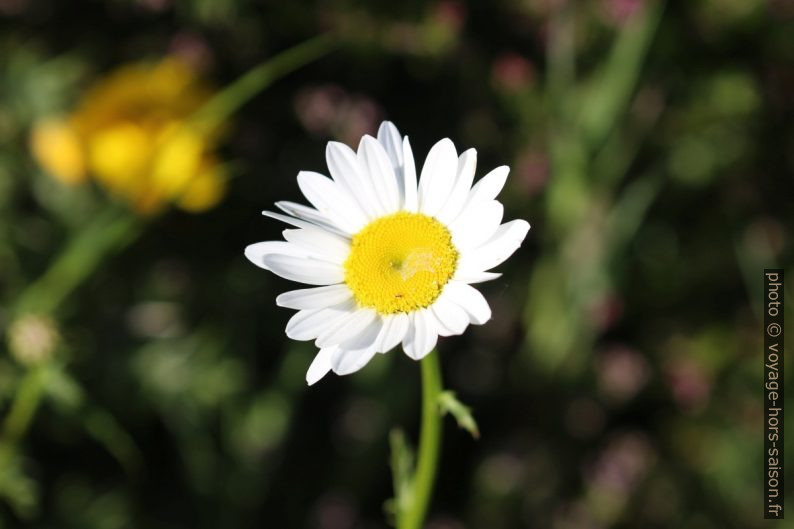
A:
[577,1,664,151]
[437,391,480,439]
[0,454,39,520]
[44,365,85,410]
[81,407,143,477]
[604,171,662,262]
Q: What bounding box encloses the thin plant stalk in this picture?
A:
[400,351,443,529]
[1,207,140,467]
[0,365,47,466]
[192,34,334,132]
[13,205,141,316]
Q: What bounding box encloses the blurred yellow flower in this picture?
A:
[30,119,86,185]
[30,58,226,214]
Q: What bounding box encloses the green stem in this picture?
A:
[14,205,141,316]
[400,351,443,529]
[1,366,46,444]
[0,366,47,466]
[192,34,335,131]
[3,207,140,466]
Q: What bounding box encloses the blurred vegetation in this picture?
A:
[0,0,793,528]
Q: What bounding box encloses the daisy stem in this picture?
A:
[401,350,443,529]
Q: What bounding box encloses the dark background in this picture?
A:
[0,0,792,527]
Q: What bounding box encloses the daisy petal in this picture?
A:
[286,302,354,340]
[402,309,439,360]
[275,201,336,231]
[443,282,492,325]
[427,307,454,337]
[262,210,314,229]
[297,171,367,234]
[331,345,379,375]
[452,270,502,284]
[274,202,351,238]
[432,321,453,337]
[325,142,379,219]
[450,200,504,251]
[402,137,418,212]
[316,308,378,348]
[283,226,350,263]
[340,316,383,350]
[276,284,353,310]
[262,210,347,238]
[375,312,410,353]
[436,148,477,224]
[418,138,457,216]
[456,219,531,274]
[245,241,312,269]
[306,347,336,385]
[262,254,344,285]
[377,121,404,173]
[359,135,400,213]
[431,295,471,336]
[466,166,509,206]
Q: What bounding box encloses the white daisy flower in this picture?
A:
[246,121,530,385]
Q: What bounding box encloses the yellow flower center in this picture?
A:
[344,212,458,315]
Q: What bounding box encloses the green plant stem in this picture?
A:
[193,34,335,131]
[0,366,47,466]
[1,366,46,444]
[3,206,140,467]
[400,351,443,529]
[14,205,141,316]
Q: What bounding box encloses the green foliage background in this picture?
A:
[0,0,792,527]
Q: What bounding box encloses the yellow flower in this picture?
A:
[30,119,86,185]
[30,58,226,214]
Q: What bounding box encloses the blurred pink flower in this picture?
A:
[743,217,786,259]
[0,0,26,15]
[585,432,654,494]
[664,357,711,412]
[312,492,358,529]
[769,0,794,17]
[580,434,655,525]
[432,0,467,33]
[294,84,382,146]
[596,346,650,403]
[169,32,214,72]
[586,293,624,331]
[552,501,599,529]
[134,0,170,12]
[515,147,549,197]
[602,0,646,26]
[491,52,536,92]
